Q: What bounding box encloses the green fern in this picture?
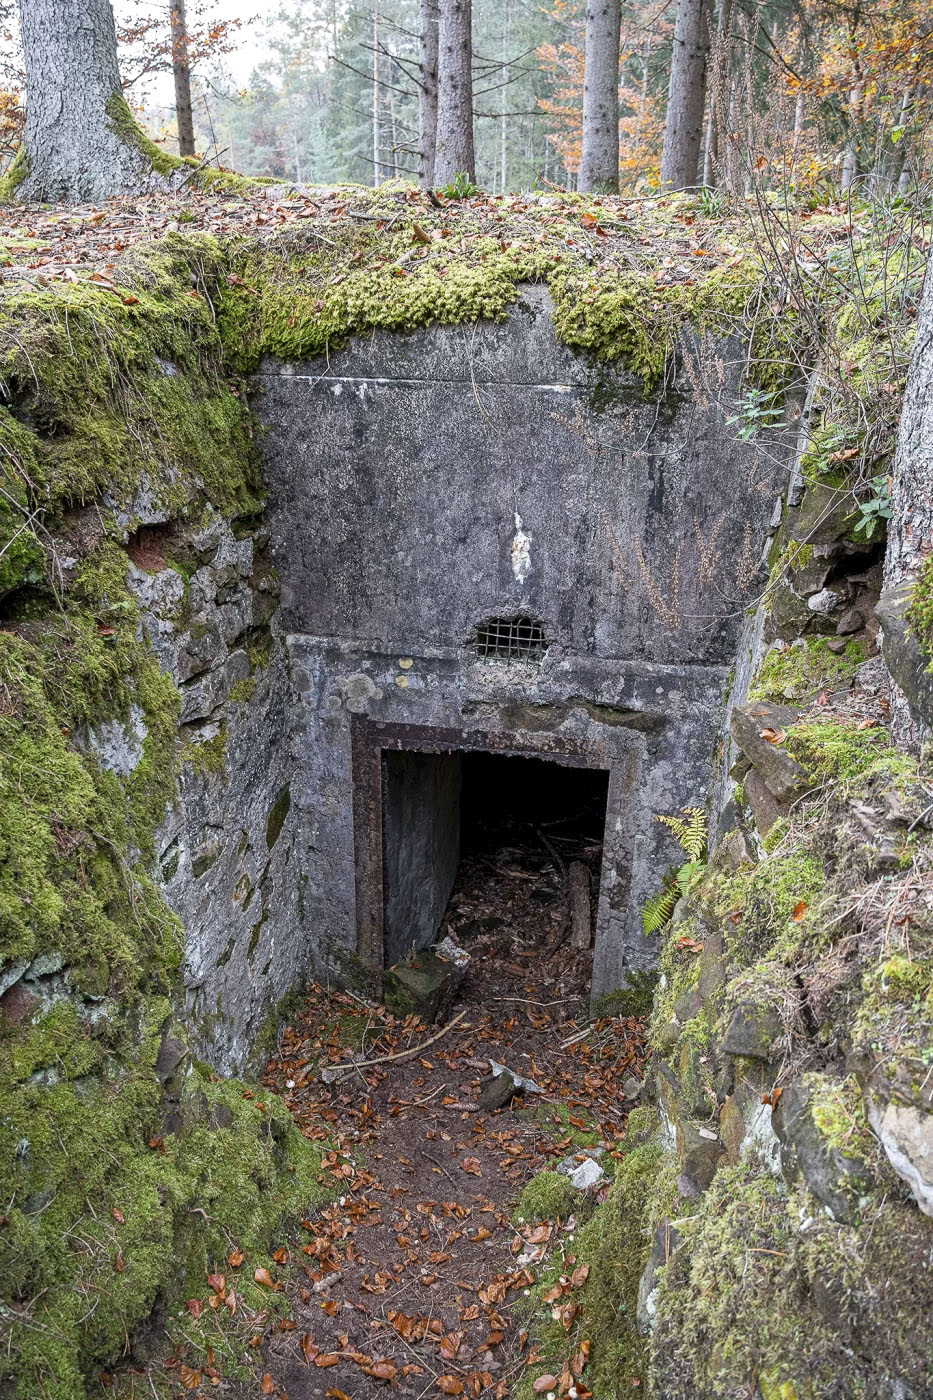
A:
[641,808,709,934]
[642,884,678,934]
[655,806,707,861]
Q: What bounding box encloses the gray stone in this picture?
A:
[637,1222,682,1334]
[677,1119,725,1191]
[773,1078,874,1223]
[835,606,864,635]
[383,949,464,1024]
[478,1069,519,1111]
[730,702,807,801]
[622,1074,642,1101]
[744,768,786,836]
[179,649,250,723]
[788,481,861,544]
[721,1002,782,1059]
[876,582,933,735]
[26,951,66,979]
[716,827,755,870]
[0,960,29,998]
[155,1034,190,1089]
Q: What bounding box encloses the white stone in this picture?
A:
[556,1147,606,1190]
[82,703,148,778]
[870,1099,933,1217]
[807,587,844,614]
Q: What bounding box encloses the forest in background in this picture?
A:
[1,0,932,200]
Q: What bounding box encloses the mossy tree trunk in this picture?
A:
[882,261,933,747]
[578,0,621,195]
[16,0,151,202]
[660,0,713,190]
[418,0,440,188]
[435,0,475,185]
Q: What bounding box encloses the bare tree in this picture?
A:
[170,1,196,157]
[434,0,474,185]
[660,0,713,190]
[879,262,933,748]
[579,0,621,194]
[16,0,153,202]
[419,0,439,187]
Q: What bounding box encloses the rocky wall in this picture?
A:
[614,420,933,1398]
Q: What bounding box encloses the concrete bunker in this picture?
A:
[246,284,792,1017]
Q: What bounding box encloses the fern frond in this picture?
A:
[655,806,708,861]
[642,882,677,934]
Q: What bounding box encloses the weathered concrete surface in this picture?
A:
[383,749,462,965]
[250,287,792,1004]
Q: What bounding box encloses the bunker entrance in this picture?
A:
[382,748,610,997]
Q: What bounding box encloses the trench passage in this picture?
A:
[383,748,610,1005]
[249,751,643,1400]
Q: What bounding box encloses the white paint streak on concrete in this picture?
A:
[511,512,532,584]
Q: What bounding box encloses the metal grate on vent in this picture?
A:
[473,615,548,663]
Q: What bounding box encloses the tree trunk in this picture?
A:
[579,0,620,194]
[701,0,732,186]
[170,2,195,157]
[660,0,713,191]
[373,0,381,186]
[434,0,474,186]
[419,0,439,188]
[879,263,933,749]
[17,0,151,202]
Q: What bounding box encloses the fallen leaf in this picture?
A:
[571,1265,590,1288]
[260,1375,276,1396]
[533,1377,559,1393]
[316,1354,341,1368]
[184,1298,204,1319]
[759,726,787,745]
[440,1330,464,1361]
[461,1157,482,1176]
[178,1366,202,1391]
[228,1248,245,1268]
[437,1378,464,1395]
[207,1273,226,1294]
[369,1360,399,1381]
[111,1207,125,1224]
[792,901,808,921]
[301,1334,318,1364]
[254,1266,276,1289]
[113,1251,124,1273]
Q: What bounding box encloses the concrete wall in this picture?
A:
[248,286,792,1008]
[383,749,461,964]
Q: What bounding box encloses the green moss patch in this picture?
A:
[751,638,865,704]
[514,1171,580,1223]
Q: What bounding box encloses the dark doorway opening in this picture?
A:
[381,748,610,997]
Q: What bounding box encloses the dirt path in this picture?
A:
[249,852,646,1400]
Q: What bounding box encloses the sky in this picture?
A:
[117,0,278,109]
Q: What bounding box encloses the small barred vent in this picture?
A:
[473,615,548,663]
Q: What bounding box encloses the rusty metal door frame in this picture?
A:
[350,716,639,979]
